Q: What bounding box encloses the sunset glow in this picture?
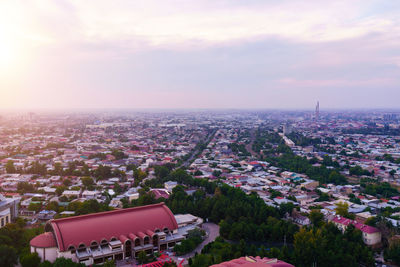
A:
[0,0,399,110]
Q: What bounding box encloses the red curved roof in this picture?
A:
[30,232,57,248]
[146,229,155,237]
[119,235,129,243]
[138,231,147,239]
[211,256,294,267]
[128,233,138,240]
[49,203,178,251]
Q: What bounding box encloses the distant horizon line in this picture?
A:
[1,107,400,114]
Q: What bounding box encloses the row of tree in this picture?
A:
[190,222,375,267]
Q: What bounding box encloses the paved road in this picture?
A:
[180,129,217,168]
[116,223,219,266]
[181,222,220,259]
[245,128,259,158]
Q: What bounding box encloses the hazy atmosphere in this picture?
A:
[1,0,400,109]
[3,2,400,266]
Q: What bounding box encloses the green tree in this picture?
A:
[385,241,400,265]
[28,202,42,213]
[154,166,170,179]
[81,164,90,176]
[28,161,47,175]
[55,186,67,196]
[93,165,113,180]
[20,252,41,267]
[335,202,353,219]
[137,251,148,264]
[81,177,94,187]
[309,210,324,227]
[111,150,127,160]
[63,178,72,187]
[194,170,203,176]
[17,182,35,193]
[133,169,147,184]
[46,201,59,212]
[53,257,85,267]
[52,162,63,175]
[0,245,18,267]
[103,259,116,267]
[5,160,16,173]
[39,261,53,267]
[113,182,122,195]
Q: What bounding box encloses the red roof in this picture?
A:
[30,232,57,248]
[354,222,380,234]
[332,216,380,234]
[332,216,353,226]
[150,189,170,200]
[142,260,173,267]
[211,256,294,267]
[47,203,178,251]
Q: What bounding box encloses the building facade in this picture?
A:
[30,203,197,265]
[0,194,20,228]
[332,215,382,246]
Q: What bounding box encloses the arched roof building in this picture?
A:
[30,203,185,265]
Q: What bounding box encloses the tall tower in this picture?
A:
[315,101,320,121]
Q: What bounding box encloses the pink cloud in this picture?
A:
[278,77,398,88]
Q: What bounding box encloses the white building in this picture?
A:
[0,194,20,228]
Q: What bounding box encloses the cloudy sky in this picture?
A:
[0,0,399,110]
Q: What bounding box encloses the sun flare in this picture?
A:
[0,31,18,71]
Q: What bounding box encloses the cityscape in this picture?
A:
[0,108,400,266]
[1,1,400,267]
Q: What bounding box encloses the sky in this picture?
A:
[0,0,399,110]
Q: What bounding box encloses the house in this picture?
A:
[62,190,81,198]
[291,211,311,226]
[149,189,170,200]
[0,194,20,228]
[164,181,178,192]
[37,210,57,221]
[82,191,101,200]
[331,216,381,245]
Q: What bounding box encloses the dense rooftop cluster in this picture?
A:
[0,110,400,266]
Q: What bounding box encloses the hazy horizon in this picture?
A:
[1,0,400,110]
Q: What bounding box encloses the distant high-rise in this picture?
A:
[283,123,292,135]
[315,101,320,120]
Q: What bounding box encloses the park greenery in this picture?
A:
[286,132,322,147]
[384,240,400,266]
[361,182,400,198]
[173,228,206,255]
[266,151,347,185]
[0,218,44,267]
[249,130,348,185]
[228,143,250,157]
[190,222,374,267]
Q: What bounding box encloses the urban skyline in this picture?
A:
[1,1,400,267]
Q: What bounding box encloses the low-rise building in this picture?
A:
[30,203,199,265]
[0,194,20,228]
[331,215,381,246]
[164,181,178,192]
